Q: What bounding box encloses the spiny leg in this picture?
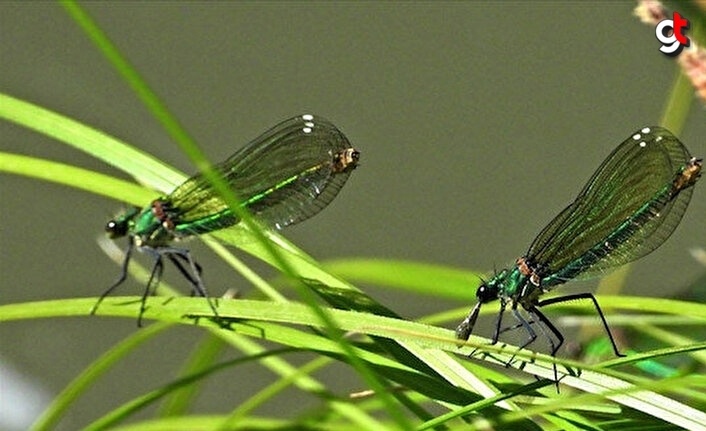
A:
[490,301,507,344]
[498,317,539,336]
[166,253,199,289]
[138,252,165,327]
[506,305,537,367]
[164,248,220,319]
[498,306,563,388]
[91,237,135,316]
[489,304,564,391]
[537,293,625,357]
[527,305,564,388]
[524,307,561,356]
[470,301,508,358]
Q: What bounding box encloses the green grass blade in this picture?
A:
[92,415,346,431]
[30,322,173,431]
[0,151,157,205]
[59,0,210,175]
[631,323,706,366]
[0,92,184,192]
[208,329,392,431]
[230,234,505,404]
[323,258,482,301]
[157,333,227,418]
[549,295,706,322]
[5,297,706,429]
[224,355,333,424]
[81,349,297,431]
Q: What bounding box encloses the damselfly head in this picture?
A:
[105,207,139,239]
[475,281,499,304]
[105,219,128,238]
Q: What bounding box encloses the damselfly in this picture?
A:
[93,114,360,324]
[456,126,701,380]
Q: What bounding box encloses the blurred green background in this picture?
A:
[1,2,705,430]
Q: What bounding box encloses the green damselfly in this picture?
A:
[93,114,360,324]
[456,126,701,380]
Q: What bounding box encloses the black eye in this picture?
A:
[106,219,128,238]
[106,207,140,238]
[475,283,496,303]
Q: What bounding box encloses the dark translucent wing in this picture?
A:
[166,114,358,236]
[528,127,698,286]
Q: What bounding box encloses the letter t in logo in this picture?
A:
[673,12,689,45]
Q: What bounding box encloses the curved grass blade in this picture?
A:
[30,322,173,431]
[6,297,706,430]
[0,151,156,205]
[0,92,184,193]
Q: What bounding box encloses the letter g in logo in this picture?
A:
[656,11,690,56]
